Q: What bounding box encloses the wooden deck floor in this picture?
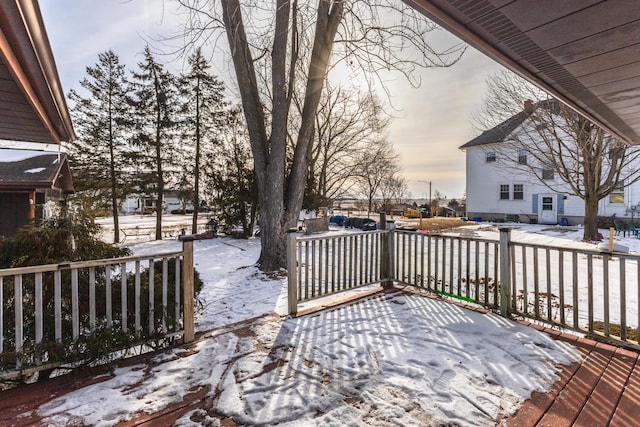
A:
[506,321,640,427]
[1,301,639,426]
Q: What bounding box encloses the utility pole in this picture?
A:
[419,180,432,218]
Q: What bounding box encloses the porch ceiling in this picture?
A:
[0,0,74,144]
[403,0,640,145]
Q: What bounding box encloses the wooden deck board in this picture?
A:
[573,345,635,426]
[1,294,640,426]
[609,354,640,427]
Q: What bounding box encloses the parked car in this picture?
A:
[344,217,377,231]
[329,215,347,226]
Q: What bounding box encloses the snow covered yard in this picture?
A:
[25,224,594,426]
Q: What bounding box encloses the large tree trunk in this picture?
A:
[285,1,343,228]
[222,0,343,271]
[583,193,599,241]
[222,0,282,270]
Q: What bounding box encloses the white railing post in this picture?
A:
[380,213,396,289]
[180,236,195,343]
[287,229,299,316]
[499,227,512,317]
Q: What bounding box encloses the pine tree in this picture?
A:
[209,107,258,237]
[178,47,228,234]
[129,46,178,240]
[68,50,131,243]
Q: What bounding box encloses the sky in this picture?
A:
[39,0,505,201]
[23,218,598,425]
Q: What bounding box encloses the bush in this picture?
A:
[0,209,202,384]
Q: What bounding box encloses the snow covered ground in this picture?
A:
[28,220,612,425]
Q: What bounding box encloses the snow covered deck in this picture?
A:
[1,288,638,426]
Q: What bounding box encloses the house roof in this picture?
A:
[0,0,74,144]
[0,148,74,193]
[459,99,559,149]
[459,110,529,149]
[403,0,640,145]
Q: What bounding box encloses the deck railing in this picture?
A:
[0,237,195,380]
[287,219,640,350]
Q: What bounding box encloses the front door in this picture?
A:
[539,194,557,224]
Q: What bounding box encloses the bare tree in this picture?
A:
[355,139,400,216]
[175,0,465,270]
[378,173,407,214]
[306,84,390,209]
[475,71,640,240]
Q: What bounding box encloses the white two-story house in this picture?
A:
[460,101,640,225]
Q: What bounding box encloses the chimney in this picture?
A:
[523,99,534,113]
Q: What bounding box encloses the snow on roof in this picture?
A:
[0,148,49,162]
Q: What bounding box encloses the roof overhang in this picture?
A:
[403,0,640,145]
[0,0,74,144]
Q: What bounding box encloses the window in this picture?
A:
[517,149,527,164]
[609,183,624,204]
[500,184,510,200]
[542,196,554,211]
[486,151,496,162]
[542,168,554,180]
[513,184,524,200]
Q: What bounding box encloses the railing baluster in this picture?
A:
[448,237,460,295]
[298,241,303,299]
[121,262,128,332]
[620,257,626,341]
[483,242,489,305]
[162,258,168,333]
[465,239,470,298]
[331,237,340,292]
[572,251,579,329]
[54,270,62,342]
[637,259,640,345]
[558,251,565,326]
[509,242,516,311]
[325,239,330,294]
[546,248,552,322]
[474,241,479,301]
[533,248,540,319]
[427,235,432,290]
[14,274,23,353]
[522,246,528,314]
[434,236,439,291]
[35,273,43,345]
[135,261,141,335]
[311,241,316,298]
[420,234,425,287]
[0,276,3,353]
[587,254,594,333]
[603,254,610,337]
[493,243,499,308]
[305,241,310,299]
[149,259,155,334]
[175,257,181,330]
[89,267,96,331]
[72,269,79,340]
[106,265,112,327]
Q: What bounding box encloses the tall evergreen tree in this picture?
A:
[129,46,178,240]
[178,47,228,234]
[209,107,257,238]
[68,50,131,243]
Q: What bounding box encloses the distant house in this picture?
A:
[0,149,74,236]
[0,1,75,236]
[460,101,640,225]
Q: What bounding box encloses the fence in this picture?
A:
[288,221,640,351]
[0,237,195,380]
